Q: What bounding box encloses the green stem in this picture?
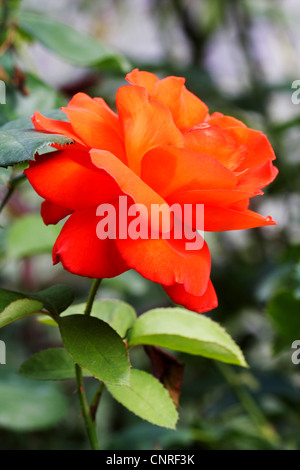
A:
[75,278,103,449]
[90,382,105,422]
[216,362,280,447]
[0,174,26,214]
[75,364,100,450]
[84,279,102,316]
[0,0,9,34]
[0,184,14,213]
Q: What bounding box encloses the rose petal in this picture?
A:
[116,85,183,174]
[230,128,276,172]
[68,93,120,133]
[208,112,247,128]
[166,189,259,209]
[41,200,72,225]
[62,106,126,163]
[53,207,129,278]
[25,148,121,210]
[126,68,158,95]
[184,125,247,171]
[90,149,171,234]
[153,76,209,129]
[116,232,211,297]
[141,146,236,199]
[32,111,85,145]
[237,160,279,192]
[163,279,218,313]
[204,205,276,231]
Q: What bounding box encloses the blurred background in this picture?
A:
[0,0,300,450]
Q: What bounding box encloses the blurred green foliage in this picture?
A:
[0,0,300,450]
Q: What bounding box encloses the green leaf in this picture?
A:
[19,348,91,380]
[0,288,25,311]
[0,374,67,431]
[37,315,58,326]
[59,315,130,385]
[29,285,74,316]
[0,285,74,328]
[106,369,178,429]
[0,298,43,328]
[0,128,73,167]
[7,214,60,259]
[19,10,130,73]
[62,299,137,338]
[128,308,247,367]
[268,289,300,347]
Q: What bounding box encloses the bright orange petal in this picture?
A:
[116,85,183,174]
[67,93,122,139]
[62,106,126,163]
[126,70,209,129]
[126,68,159,95]
[153,76,208,129]
[184,125,247,171]
[207,112,247,128]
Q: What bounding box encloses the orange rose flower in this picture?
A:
[25,69,278,313]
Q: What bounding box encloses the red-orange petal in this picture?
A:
[53,207,129,278]
[90,149,175,232]
[32,111,85,146]
[25,148,121,211]
[90,149,171,233]
[166,188,259,209]
[229,128,276,173]
[141,146,236,199]
[163,279,218,313]
[204,205,276,231]
[116,233,211,297]
[41,200,72,225]
[237,160,279,192]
